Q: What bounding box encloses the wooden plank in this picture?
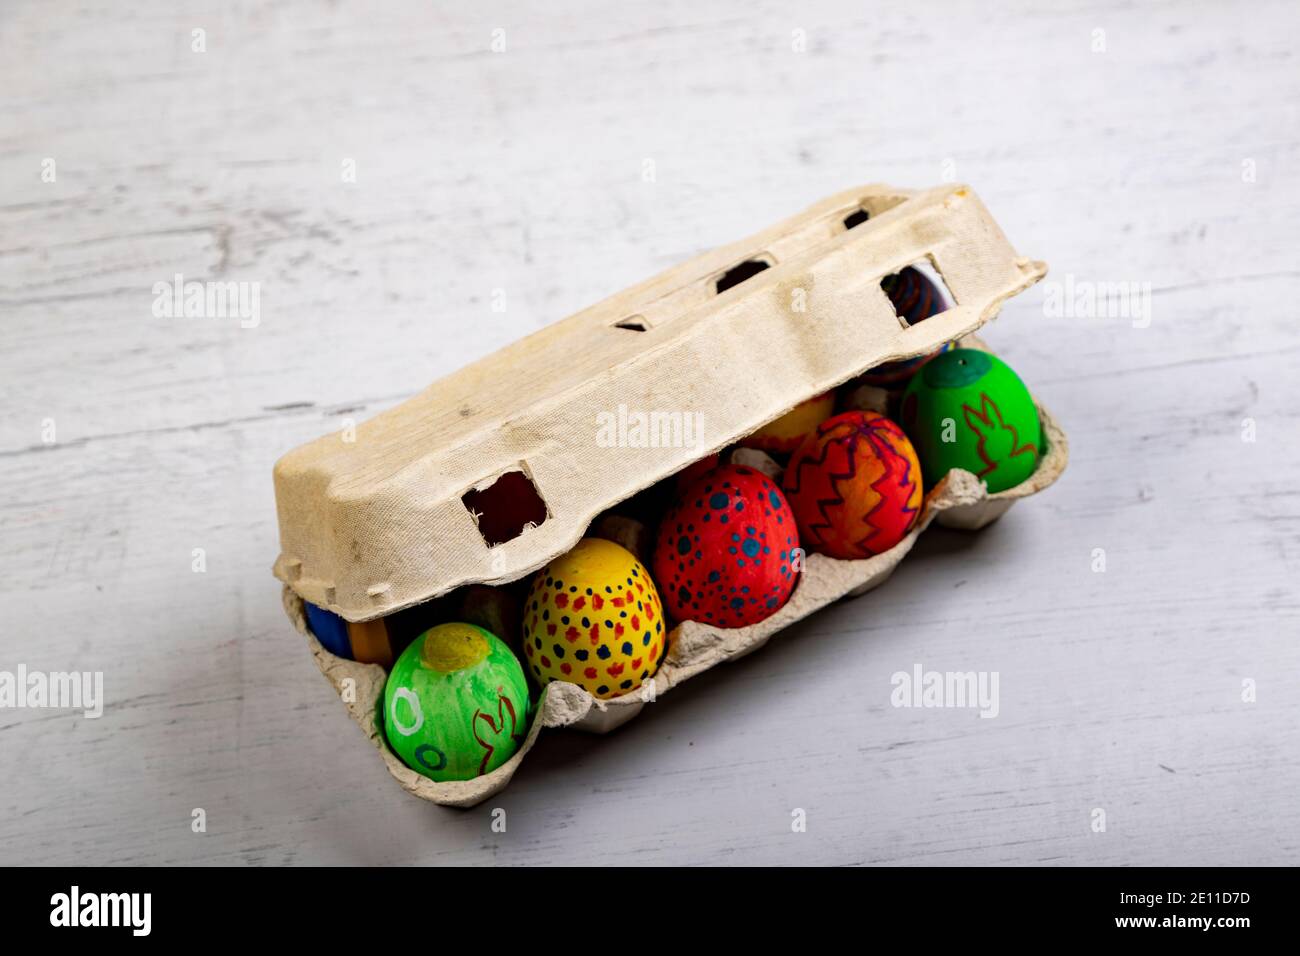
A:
[0,0,1297,866]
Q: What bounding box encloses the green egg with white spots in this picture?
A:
[382,622,531,782]
[900,349,1042,493]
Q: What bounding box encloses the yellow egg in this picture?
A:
[739,391,835,453]
[522,538,666,699]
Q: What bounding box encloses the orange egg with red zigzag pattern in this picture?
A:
[782,411,923,560]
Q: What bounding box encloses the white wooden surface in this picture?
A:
[2,0,1298,866]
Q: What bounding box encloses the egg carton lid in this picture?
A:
[272,183,1046,621]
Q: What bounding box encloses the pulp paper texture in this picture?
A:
[272,185,1066,806]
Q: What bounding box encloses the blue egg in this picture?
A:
[304,602,352,658]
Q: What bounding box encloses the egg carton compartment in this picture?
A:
[273,184,1063,807]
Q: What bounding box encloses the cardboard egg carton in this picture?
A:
[272,183,1067,807]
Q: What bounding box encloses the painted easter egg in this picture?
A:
[304,602,352,658]
[738,391,835,454]
[783,411,923,559]
[653,464,800,628]
[674,453,720,493]
[885,265,947,324]
[522,538,665,699]
[900,348,1042,493]
[859,266,951,386]
[383,622,530,782]
[345,618,396,667]
[457,585,522,654]
[303,602,402,665]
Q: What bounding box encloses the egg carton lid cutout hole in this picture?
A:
[272,185,1066,807]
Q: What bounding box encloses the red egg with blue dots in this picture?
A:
[653,464,801,628]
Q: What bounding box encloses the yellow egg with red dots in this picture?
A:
[522,538,666,699]
[738,391,835,454]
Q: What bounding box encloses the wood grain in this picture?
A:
[1,0,1297,865]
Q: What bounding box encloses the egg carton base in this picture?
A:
[281,394,1065,806]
